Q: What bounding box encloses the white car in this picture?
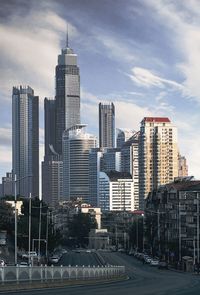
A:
[150,259,159,266]
[19,262,29,267]
[22,251,37,259]
[49,255,60,264]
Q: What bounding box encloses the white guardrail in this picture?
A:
[0,265,125,284]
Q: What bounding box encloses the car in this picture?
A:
[0,259,6,266]
[19,262,29,267]
[158,261,168,269]
[49,255,60,264]
[22,251,37,259]
[144,256,152,264]
[150,259,159,266]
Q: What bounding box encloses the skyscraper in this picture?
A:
[116,128,136,148]
[139,117,178,209]
[63,125,97,202]
[99,102,115,148]
[55,40,80,154]
[12,86,39,198]
[42,98,63,207]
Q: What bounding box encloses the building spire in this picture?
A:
[66,23,69,48]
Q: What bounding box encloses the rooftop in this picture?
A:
[143,117,171,123]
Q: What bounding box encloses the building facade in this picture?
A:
[12,86,39,198]
[63,125,97,202]
[145,179,200,262]
[99,171,134,211]
[178,154,188,177]
[139,117,178,209]
[116,128,136,148]
[121,132,140,209]
[1,172,13,197]
[55,42,80,155]
[99,102,115,148]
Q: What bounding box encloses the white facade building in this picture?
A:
[99,171,134,211]
[63,125,97,202]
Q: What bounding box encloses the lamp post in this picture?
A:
[14,174,32,265]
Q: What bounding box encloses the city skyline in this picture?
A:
[1,0,200,181]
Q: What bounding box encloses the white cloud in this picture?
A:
[129,67,186,94]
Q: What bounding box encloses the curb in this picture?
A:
[0,276,128,293]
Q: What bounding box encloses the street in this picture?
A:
[2,251,200,295]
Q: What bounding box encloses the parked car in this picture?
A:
[19,262,29,267]
[49,255,60,264]
[158,261,168,269]
[0,259,6,266]
[22,251,37,259]
[144,256,152,264]
[150,259,159,266]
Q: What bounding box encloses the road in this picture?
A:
[57,250,103,266]
[3,252,200,295]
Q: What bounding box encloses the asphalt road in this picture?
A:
[57,250,103,266]
[3,252,200,295]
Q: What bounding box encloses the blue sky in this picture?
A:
[0,0,200,181]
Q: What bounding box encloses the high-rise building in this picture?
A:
[12,86,39,198]
[55,41,80,154]
[2,172,13,197]
[63,125,97,202]
[116,128,136,148]
[88,147,121,207]
[99,171,134,211]
[99,102,115,148]
[121,132,139,209]
[139,117,178,209]
[178,154,188,177]
[44,98,56,157]
[42,98,63,207]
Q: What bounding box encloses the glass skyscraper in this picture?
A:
[12,86,39,198]
[99,102,115,148]
[55,43,80,155]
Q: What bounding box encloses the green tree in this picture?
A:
[68,213,97,247]
[0,200,14,233]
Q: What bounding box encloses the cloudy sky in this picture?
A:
[0,0,200,181]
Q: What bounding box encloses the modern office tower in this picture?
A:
[44,98,56,157]
[99,102,115,148]
[2,172,13,197]
[55,40,80,154]
[116,128,136,148]
[178,154,188,177]
[42,98,63,207]
[121,132,139,209]
[99,171,134,211]
[139,117,178,209]
[42,153,63,207]
[63,125,97,202]
[88,147,121,206]
[12,86,39,198]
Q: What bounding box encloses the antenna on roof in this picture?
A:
[66,23,69,48]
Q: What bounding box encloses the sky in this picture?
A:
[0,0,200,181]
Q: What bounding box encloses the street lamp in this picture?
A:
[14,174,32,265]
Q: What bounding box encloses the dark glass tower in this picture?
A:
[55,42,80,155]
[99,102,115,148]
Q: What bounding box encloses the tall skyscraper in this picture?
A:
[139,117,178,209]
[55,40,80,154]
[63,125,97,202]
[12,86,39,198]
[42,98,63,207]
[99,102,115,148]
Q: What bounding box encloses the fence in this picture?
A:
[0,265,125,284]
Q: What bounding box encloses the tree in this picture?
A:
[0,200,14,233]
[68,213,97,247]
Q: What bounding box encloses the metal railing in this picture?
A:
[0,265,125,284]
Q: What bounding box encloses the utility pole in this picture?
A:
[178,195,182,263]
[38,200,42,263]
[28,193,32,265]
[14,174,17,265]
[197,192,199,264]
[157,209,160,254]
